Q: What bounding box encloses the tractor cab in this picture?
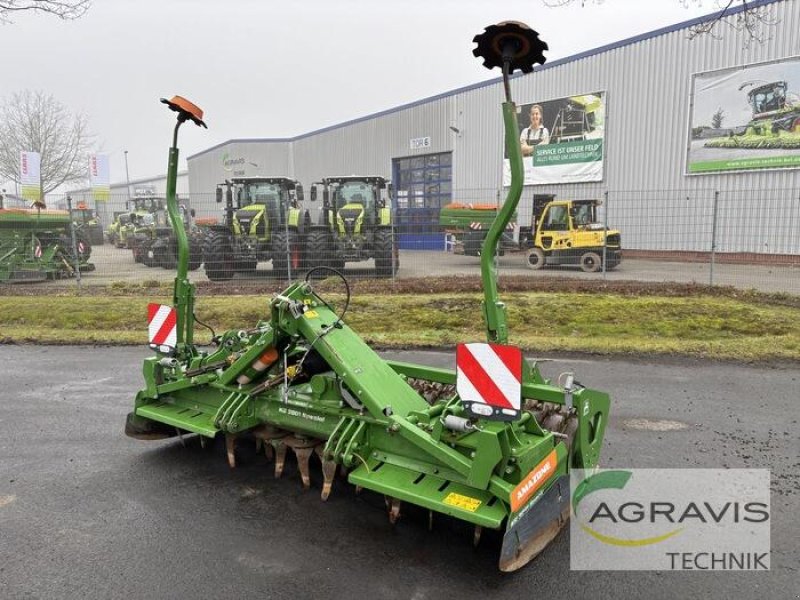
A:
[218,177,303,244]
[314,176,389,236]
[748,81,787,118]
[305,176,396,275]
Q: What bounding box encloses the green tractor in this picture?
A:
[706,80,800,149]
[125,23,610,572]
[306,176,398,277]
[105,212,127,246]
[202,177,308,281]
[113,196,167,249]
[70,203,104,246]
[0,207,94,283]
[140,204,203,271]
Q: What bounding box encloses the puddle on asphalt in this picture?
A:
[622,418,690,431]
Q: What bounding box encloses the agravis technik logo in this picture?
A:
[570,469,770,570]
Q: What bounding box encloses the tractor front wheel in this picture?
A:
[202,231,235,281]
[374,229,398,278]
[580,251,602,273]
[305,229,338,272]
[526,248,545,270]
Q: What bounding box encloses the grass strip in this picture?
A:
[1,292,798,362]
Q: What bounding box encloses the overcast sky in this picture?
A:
[2,0,720,191]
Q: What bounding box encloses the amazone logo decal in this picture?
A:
[511,449,556,512]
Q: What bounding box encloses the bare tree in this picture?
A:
[711,106,726,128]
[0,0,90,22]
[541,1,778,45]
[0,90,93,195]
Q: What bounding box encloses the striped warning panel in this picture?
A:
[456,342,522,421]
[148,303,177,349]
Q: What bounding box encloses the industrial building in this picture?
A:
[187,0,798,255]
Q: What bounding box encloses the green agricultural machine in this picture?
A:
[307,176,397,277]
[0,207,94,283]
[706,80,800,149]
[126,24,610,572]
[110,196,167,248]
[142,204,203,270]
[70,203,104,246]
[203,177,308,281]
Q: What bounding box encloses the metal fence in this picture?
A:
[2,186,798,295]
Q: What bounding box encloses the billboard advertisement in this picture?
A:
[687,56,800,174]
[503,91,605,186]
[19,151,41,203]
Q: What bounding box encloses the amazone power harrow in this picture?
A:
[125,22,610,571]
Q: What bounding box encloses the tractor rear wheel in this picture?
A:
[374,228,398,278]
[580,251,602,273]
[203,231,235,281]
[526,248,545,270]
[187,237,203,271]
[272,230,303,279]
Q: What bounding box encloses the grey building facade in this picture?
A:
[187,0,799,255]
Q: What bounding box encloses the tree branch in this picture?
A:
[0,0,91,23]
[541,0,779,46]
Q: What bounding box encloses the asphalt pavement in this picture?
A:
[0,346,797,599]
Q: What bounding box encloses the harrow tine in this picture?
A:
[273,441,288,478]
[428,510,434,532]
[283,437,320,489]
[473,525,483,547]
[175,428,186,448]
[225,434,237,469]
[316,446,337,501]
[293,445,315,489]
[387,497,402,525]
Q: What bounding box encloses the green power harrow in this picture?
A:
[0,208,94,283]
[125,22,610,571]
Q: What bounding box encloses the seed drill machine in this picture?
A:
[125,22,610,571]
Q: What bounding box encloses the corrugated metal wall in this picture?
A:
[187,0,800,252]
[188,140,293,212]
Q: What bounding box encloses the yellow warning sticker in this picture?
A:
[443,492,482,512]
[304,310,319,319]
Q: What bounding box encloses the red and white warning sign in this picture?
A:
[34,244,42,258]
[456,342,522,421]
[148,303,177,349]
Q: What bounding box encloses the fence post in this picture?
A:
[710,190,719,287]
[284,205,292,282]
[66,195,82,290]
[602,190,609,280]
[390,200,397,286]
